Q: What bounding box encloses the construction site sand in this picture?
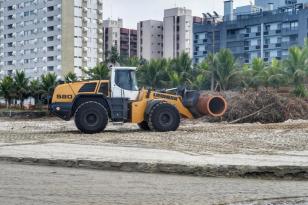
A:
[0,118,308,155]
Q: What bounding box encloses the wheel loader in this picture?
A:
[50,67,227,134]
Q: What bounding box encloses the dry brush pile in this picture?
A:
[223,90,308,123]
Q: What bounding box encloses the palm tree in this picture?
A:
[41,73,58,99]
[284,47,306,85]
[29,79,43,106]
[120,56,141,67]
[239,64,253,89]
[64,72,78,83]
[264,59,288,89]
[214,49,240,90]
[246,58,267,90]
[168,52,193,87]
[82,64,109,80]
[191,59,211,90]
[204,53,218,91]
[0,76,14,108]
[106,46,120,65]
[137,59,170,89]
[14,70,29,108]
[283,45,308,97]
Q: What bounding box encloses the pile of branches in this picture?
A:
[224,90,308,123]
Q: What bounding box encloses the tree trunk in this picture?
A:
[19,94,24,109]
[211,73,215,91]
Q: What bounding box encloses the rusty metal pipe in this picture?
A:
[197,94,228,117]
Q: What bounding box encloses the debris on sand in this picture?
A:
[224,90,308,123]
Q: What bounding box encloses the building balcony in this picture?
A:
[130,30,137,35]
[193,51,207,56]
[264,30,281,36]
[193,39,207,45]
[121,44,129,50]
[281,40,298,48]
[226,35,239,40]
[120,28,129,34]
[281,28,298,35]
[120,37,129,41]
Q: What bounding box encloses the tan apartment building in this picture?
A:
[103,18,137,59]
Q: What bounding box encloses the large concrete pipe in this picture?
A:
[197,94,228,117]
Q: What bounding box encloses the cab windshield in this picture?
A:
[115,69,139,91]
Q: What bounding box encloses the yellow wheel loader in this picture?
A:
[50,67,227,134]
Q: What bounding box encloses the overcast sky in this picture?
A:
[103,0,252,28]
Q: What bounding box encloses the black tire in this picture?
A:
[138,121,151,131]
[74,101,108,134]
[148,102,180,132]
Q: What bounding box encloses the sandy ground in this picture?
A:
[1,162,308,205]
[0,118,308,155]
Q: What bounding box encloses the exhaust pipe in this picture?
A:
[197,94,228,117]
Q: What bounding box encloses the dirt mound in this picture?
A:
[224,90,308,123]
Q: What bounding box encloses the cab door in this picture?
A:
[110,68,139,101]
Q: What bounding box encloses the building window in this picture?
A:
[47,66,54,71]
[47,56,54,61]
[291,21,298,29]
[47,46,54,51]
[7,70,13,75]
[47,6,54,12]
[47,16,54,21]
[24,20,34,26]
[47,26,54,31]
[7,6,13,11]
[47,36,54,41]
[24,10,35,17]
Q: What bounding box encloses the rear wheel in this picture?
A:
[74,101,108,134]
[138,121,151,131]
[148,103,180,132]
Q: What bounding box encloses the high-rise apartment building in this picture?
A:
[136,8,194,61]
[137,20,163,60]
[193,1,308,64]
[255,0,308,10]
[103,19,123,57]
[163,8,193,59]
[0,0,104,79]
[120,28,137,58]
[103,18,137,59]
[255,0,286,10]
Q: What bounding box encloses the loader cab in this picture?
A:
[110,67,139,101]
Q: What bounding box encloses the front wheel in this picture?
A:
[74,101,108,134]
[148,103,180,132]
